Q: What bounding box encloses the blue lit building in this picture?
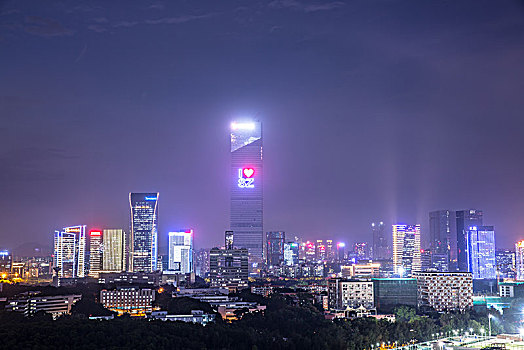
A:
[466,225,496,279]
[230,121,263,270]
[456,209,483,271]
[129,193,159,272]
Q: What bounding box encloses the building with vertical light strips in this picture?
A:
[466,226,496,279]
[392,224,421,277]
[168,230,193,274]
[129,193,159,272]
[53,225,86,278]
[413,271,473,312]
[103,229,127,272]
[88,230,103,278]
[230,121,263,270]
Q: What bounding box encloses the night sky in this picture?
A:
[2,0,524,253]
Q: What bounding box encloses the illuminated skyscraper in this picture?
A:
[129,193,159,272]
[516,241,524,281]
[354,242,370,261]
[392,224,421,277]
[497,249,516,279]
[372,222,389,260]
[266,231,285,266]
[316,240,326,260]
[230,121,263,269]
[456,209,483,271]
[89,230,103,278]
[103,229,127,272]
[283,242,299,266]
[168,230,194,274]
[429,210,457,271]
[466,226,496,279]
[53,225,86,278]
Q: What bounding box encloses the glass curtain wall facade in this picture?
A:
[466,226,496,279]
[230,121,263,269]
[129,193,159,272]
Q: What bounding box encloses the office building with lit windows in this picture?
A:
[283,242,299,266]
[466,226,496,279]
[497,249,516,279]
[456,209,483,271]
[392,224,421,277]
[89,230,103,278]
[103,229,127,272]
[53,225,86,278]
[230,121,263,269]
[0,251,12,275]
[129,193,159,272]
[100,287,155,316]
[266,231,285,266]
[429,210,457,271]
[516,241,524,281]
[209,231,249,292]
[168,230,193,274]
[413,271,473,312]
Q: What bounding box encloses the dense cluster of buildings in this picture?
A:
[1,121,523,323]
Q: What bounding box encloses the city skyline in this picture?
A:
[2,1,524,252]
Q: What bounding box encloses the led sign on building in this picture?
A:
[237,168,255,188]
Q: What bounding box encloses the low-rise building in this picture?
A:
[100,287,155,316]
[327,278,374,310]
[372,278,417,313]
[413,271,473,312]
[499,281,524,298]
[98,272,161,286]
[148,310,215,325]
[5,293,81,318]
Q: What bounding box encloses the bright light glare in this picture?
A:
[519,328,524,337]
[231,122,255,130]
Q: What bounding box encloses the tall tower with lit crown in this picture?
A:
[230,121,263,270]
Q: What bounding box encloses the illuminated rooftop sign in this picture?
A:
[238,168,255,188]
[90,231,101,236]
[145,196,157,201]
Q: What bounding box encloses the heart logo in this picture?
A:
[243,168,254,178]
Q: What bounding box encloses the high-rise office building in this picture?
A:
[316,240,326,260]
[53,225,86,278]
[195,248,210,277]
[283,242,299,266]
[466,226,496,279]
[209,231,249,292]
[429,210,457,271]
[392,224,421,277]
[516,242,524,281]
[0,251,12,275]
[103,229,127,272]
[353,242,370,261]
[337,242,346,262]
[129,193,159,272]
[420,249,432,271]
[326,240,335,261]
[372,222,389,260]
[496,249,515,279]
[88,230,103,278]
[230,121,263,269]
[168,230,194,274]
[266,231,285,266]
[456,209,483,271]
